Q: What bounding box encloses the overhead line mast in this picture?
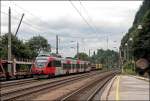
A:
[8,7,12,72]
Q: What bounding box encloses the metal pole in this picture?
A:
[77,42,79,59]
[127,44,129,63]
[120,48,123,72]
[56,35,58,54]
[106,35,109,70]
[8,7,12,72]
[15,13,24,36]
[89,49,90,57]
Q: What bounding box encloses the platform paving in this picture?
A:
[107,75,149,100]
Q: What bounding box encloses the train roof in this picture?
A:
[36,51,89,63]
[36,55,89,63]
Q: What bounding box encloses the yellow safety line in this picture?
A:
[116,76,120,101]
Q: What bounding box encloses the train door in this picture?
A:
[84,63,86,72]
[71,60,75,73]
[80,63,82,72]
[54,60,63,76]
[47,60,53,74]
[81,62,84,72]
[72,64,76,73]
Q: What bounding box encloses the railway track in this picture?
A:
[1,78,36,88]
[1,70,105,101]
[60,71,119,101]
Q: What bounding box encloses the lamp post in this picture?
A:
[125,43,128,61]
[129,37,135,72]
[119,46,124,72]
[124,43,128,72]
[131,24,142,72]
[138,24,143,30]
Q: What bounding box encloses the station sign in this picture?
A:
[136,58,149,69]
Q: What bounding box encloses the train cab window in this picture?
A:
[35,59,47,68]
[53,60,61,67]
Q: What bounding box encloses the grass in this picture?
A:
[122,68,136,75]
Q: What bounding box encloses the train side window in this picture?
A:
[63,63,67,68]
[63,63,71,68]
[76,64,80,68]
[54,60,61,67]
[80,64,82,68]
[84,64,86,68]
[73,64,75,68]
[48,61,52,67]
[68,64,71,68]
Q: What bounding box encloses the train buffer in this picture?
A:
[101,75,149,100]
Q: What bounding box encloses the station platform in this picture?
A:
[101,75,149,100]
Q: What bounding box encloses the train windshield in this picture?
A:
[35,59,48,68]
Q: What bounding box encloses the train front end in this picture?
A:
[31,56,50,78]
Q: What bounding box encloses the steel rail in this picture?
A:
[87,75,114,101]
[60,71,119,101]
[1,70,104,101]
[1,78,36,88]
[1,71,102,91]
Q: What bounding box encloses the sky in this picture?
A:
[1,1,143,57]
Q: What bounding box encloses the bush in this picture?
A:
[123,61,136,75]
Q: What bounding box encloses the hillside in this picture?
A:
[120,0,150,76]
[121,0,150,60]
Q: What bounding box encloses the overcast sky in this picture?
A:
[1,1,143,57]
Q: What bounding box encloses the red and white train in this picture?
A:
[31,54,91,78]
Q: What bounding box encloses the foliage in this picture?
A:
[25,35,51,58]
[120,0,150,76]
[123,61,134,70]
[74,52,89,60]
[0,33,29,59]
[121,0,150,61]
[0,34,51,59]
[122,60,135,75]
[91,49,119,69]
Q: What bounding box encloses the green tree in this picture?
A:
[25,35,51,58]
[121,0,150,61]
[91,49,119,68]
[120,0,150,76]
[0,33,32,59]
[0,34,51,59]
[74,52,89,60]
